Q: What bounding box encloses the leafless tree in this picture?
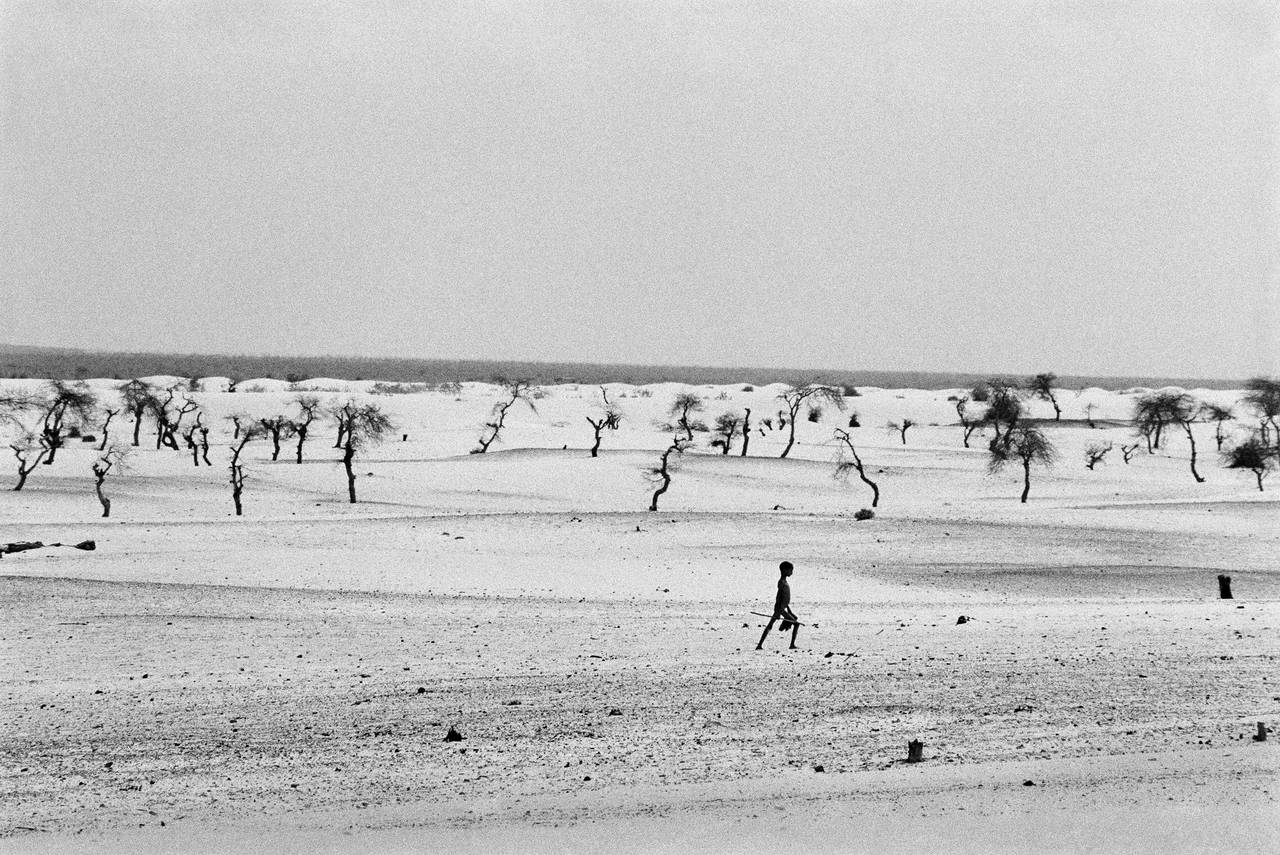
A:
[1120,443,1140,464]
[984,380,1023,448]
[1028,372,1062,420]
[740,408,752,457]
[91,446,128,517]
[148,387,196,451]
[118,379,153,447]
[585,388,623,458]
[647,435,692,511]
[886,418,916,446]
[1242,377,1280,447]
[778,383,846,458]
[1084,442,1113,470]
[1200,403,1234,451]
[1170,394,1206,483]
[712,412,742,455]
[37,381,97,465]
[96,407,120,451]
[182,412,207,467]
[336,402,394,502]
[1223,434,1277,491]
[10,432,47,491]
[473,380,537,454]
[291,395,322,463]
[832,428,879,507]
[1082,402,1098,429]
[665,392,705,443]
[228,428,258,516]
[988,424,1058,503]
[259,416,293,462]
[955,397,982,448]
[1132,391,1186,453]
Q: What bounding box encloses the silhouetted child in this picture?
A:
[756,561,799,649]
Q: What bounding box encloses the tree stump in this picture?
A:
[906,739,923,763]
[1254,722,1268,742]
[1218,574,1233,599]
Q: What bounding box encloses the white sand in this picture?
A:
[1,379,1276,852]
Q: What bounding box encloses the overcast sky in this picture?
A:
[2,1,1276,378]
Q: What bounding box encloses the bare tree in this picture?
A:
[585,388,623,458]
[119,379,153,447]
[1120,443,1140,464]
[1242,377,1280,447]
[291,395,322,464]
[38,381,97,465]
[1132,391,1186,452]
[1084,442,1113,470]
[91,446,128,517]
[988,424,1058,503]
[1200,403,1234,451]
[10,433,47,491]
[96,407,120,451]
[712,411,742,455]
[228,429,258,516]
[336,402,394,502]
[955,397,982,448]
[666,392,705,443]
[259,416,293,462]
[984,379,1023,447]
[778,383,846,458]
[832,428,879,507]
[886,418,915,446]
[647,435,692,511]
[148,387,196,451]
[1082,402,1098,429]
[473,380,537,454]
[182,412,207,467]
[1223,434,1277,492]
[1170,394,1206,483]
[1028,372,1062,420]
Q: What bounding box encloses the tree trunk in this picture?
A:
[95,481,111,518]
[14,468,30,491]
[232,485,243,516]
[649,472,670,512]
[1214,422,1225,451]
[1217,574,1232,599]
[589,420,602,458]
[740,409,750,457]
[344,446,357,503]
[296,428,307,464]
[132,411,143,446]
[1256,469,1265,492]
[98,412,115,451]
[1052,401,1061,420]
[1184,423,1204,483]
[781,411,797,458]
[1020,460,1031,503]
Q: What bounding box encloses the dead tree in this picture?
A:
[1082,402,1098,429]
[956,397,982,448]
[778,383,846,458]
[182,414,205,466]
[585,388,623,458]
[833,428,880,507]
[90,446,127,517]
[1175,397,1206,483]
[1200,403,1234,451]
[1120,443,1140,464]
[647,436,691,511]
[887,419,915,445]
[1084,442,1113,470]
[713,411,742,455]
[336,402,394,502]
[988,424,1058,503]
[1223,435,1276,492]
[291,395,322,463]
[118,379,153,447]
[259,416,292,462]
[198,420,211,466]
[38,381,97,465]
[473,380,537,454]
[667,392,705,443]
[740,408,751,457]
[96,407,119,451]
[228,429,257,516]
[1242,377,1280,447]
[10,434,47,491]
[1029,372,1062,420]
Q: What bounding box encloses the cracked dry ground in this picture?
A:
[3,573,1277,836]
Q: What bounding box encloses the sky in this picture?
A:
[1,1,1277,379]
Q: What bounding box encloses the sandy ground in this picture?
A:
[1,379,1277,852]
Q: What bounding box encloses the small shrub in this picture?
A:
[371,382,428,395]
[970,384,991,402]
[741,385,755,392]
[637,389,653,398]
[842,384,860,397]
[807,406,823,423]
[853,508,875,521]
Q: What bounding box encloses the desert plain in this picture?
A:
[1,377,1277,853]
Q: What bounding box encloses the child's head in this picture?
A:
[779,561,793,577]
